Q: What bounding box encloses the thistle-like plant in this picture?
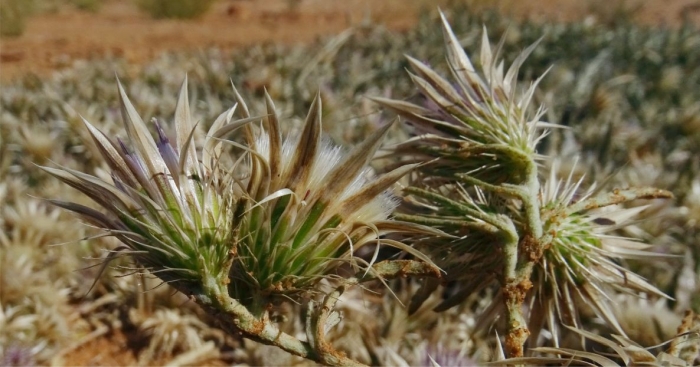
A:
[374,11,672,357]
[40,77,440,366]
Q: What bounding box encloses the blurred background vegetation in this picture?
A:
[0,0,223,38]
[0,0,102,37]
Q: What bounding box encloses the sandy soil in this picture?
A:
[1,0,700,83]
[0,0,448,82]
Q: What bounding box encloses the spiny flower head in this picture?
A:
[41,78,236,291]
[375,10,558,312]
[373,11,553,185]
[532,163,671,343]
[227,88,434,302]
[41,77,434,306]
[405,163,672,340]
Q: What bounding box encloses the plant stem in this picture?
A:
[502,231,532,358]
[306,281,368,367]
[194,276,365,366]
[503,159,542,358]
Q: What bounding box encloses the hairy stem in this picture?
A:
[186,259,440,366]
[306,281,368,367]
[502,231,532,358]
[503,159,542,358]
[194,276,364,366]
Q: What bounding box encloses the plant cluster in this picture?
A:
[2,5,700,366]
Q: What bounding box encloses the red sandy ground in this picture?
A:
[1,0,700,83]
[1,0,699,364]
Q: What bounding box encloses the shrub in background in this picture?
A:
[72,0,102,13]
[0,0,34,37]
[0,0,101,38]
[136,0,214,19]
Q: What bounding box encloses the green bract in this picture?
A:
[41,77,435,310]
[226,87,434,305]
[41,78,237,292]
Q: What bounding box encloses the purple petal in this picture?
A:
[154,120,180,179]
